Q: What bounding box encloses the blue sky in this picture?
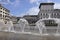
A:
[0,0,60,17]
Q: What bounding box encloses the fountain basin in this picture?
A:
[0,31,60,40]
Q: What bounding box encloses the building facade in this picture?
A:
[0,4,10,24]
[11,16,18,24]
[38,3,60,19]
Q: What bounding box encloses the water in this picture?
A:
[0,16,60,40]
[4,18,59,35]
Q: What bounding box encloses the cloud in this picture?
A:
[29,0,53,5]
[30,0,39,3]
[26,7,39,15]
[0,0,20,8]
[54,3,60,9]
[29,0,41,5]
[47,0,53,2]
[0,0,8,4]
[20,13,27,17]
[18,7,39,17]
[8,0,20,8]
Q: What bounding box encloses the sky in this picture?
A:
[0,0,60,17]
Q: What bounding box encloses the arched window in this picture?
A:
[51,13,55,18]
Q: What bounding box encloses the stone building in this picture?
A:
[38,3,60,19]
[0,4,13,31]
[11,16,18,24]
[0,4,11,24]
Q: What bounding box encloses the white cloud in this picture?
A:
[26,7,39,15]
[19,7,39,17]
[30,0,39,3]
[0,0,8,4]
[20,13,27,17]
[8,0,20,8]
[47,0,53,2]
[29,0,53,5]
[54,3,60,9]
[0,0,20,8]
[29,0,41,5]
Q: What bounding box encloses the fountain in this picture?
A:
[0,13,60,40]
[5,21,13,31]
[0,18,60,40]
[36,13,60,35]
[17,18,29,32]
[0,20,6,31]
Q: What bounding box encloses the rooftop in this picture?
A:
[39,3,54,8]
[23,15,38,24]
[23,15,38,17]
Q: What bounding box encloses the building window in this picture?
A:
[53,13,58,18]
[0,11,2,12]
[5,21,7,24]
[51,13,55,18]
[3,9,4,10]
[0,8,2,9]
[41,13,42,16]
[3,15,4,17]
[43,13,45,16]
[3,12,4,13]
[45,13,48,18]
[5,13,7,14]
